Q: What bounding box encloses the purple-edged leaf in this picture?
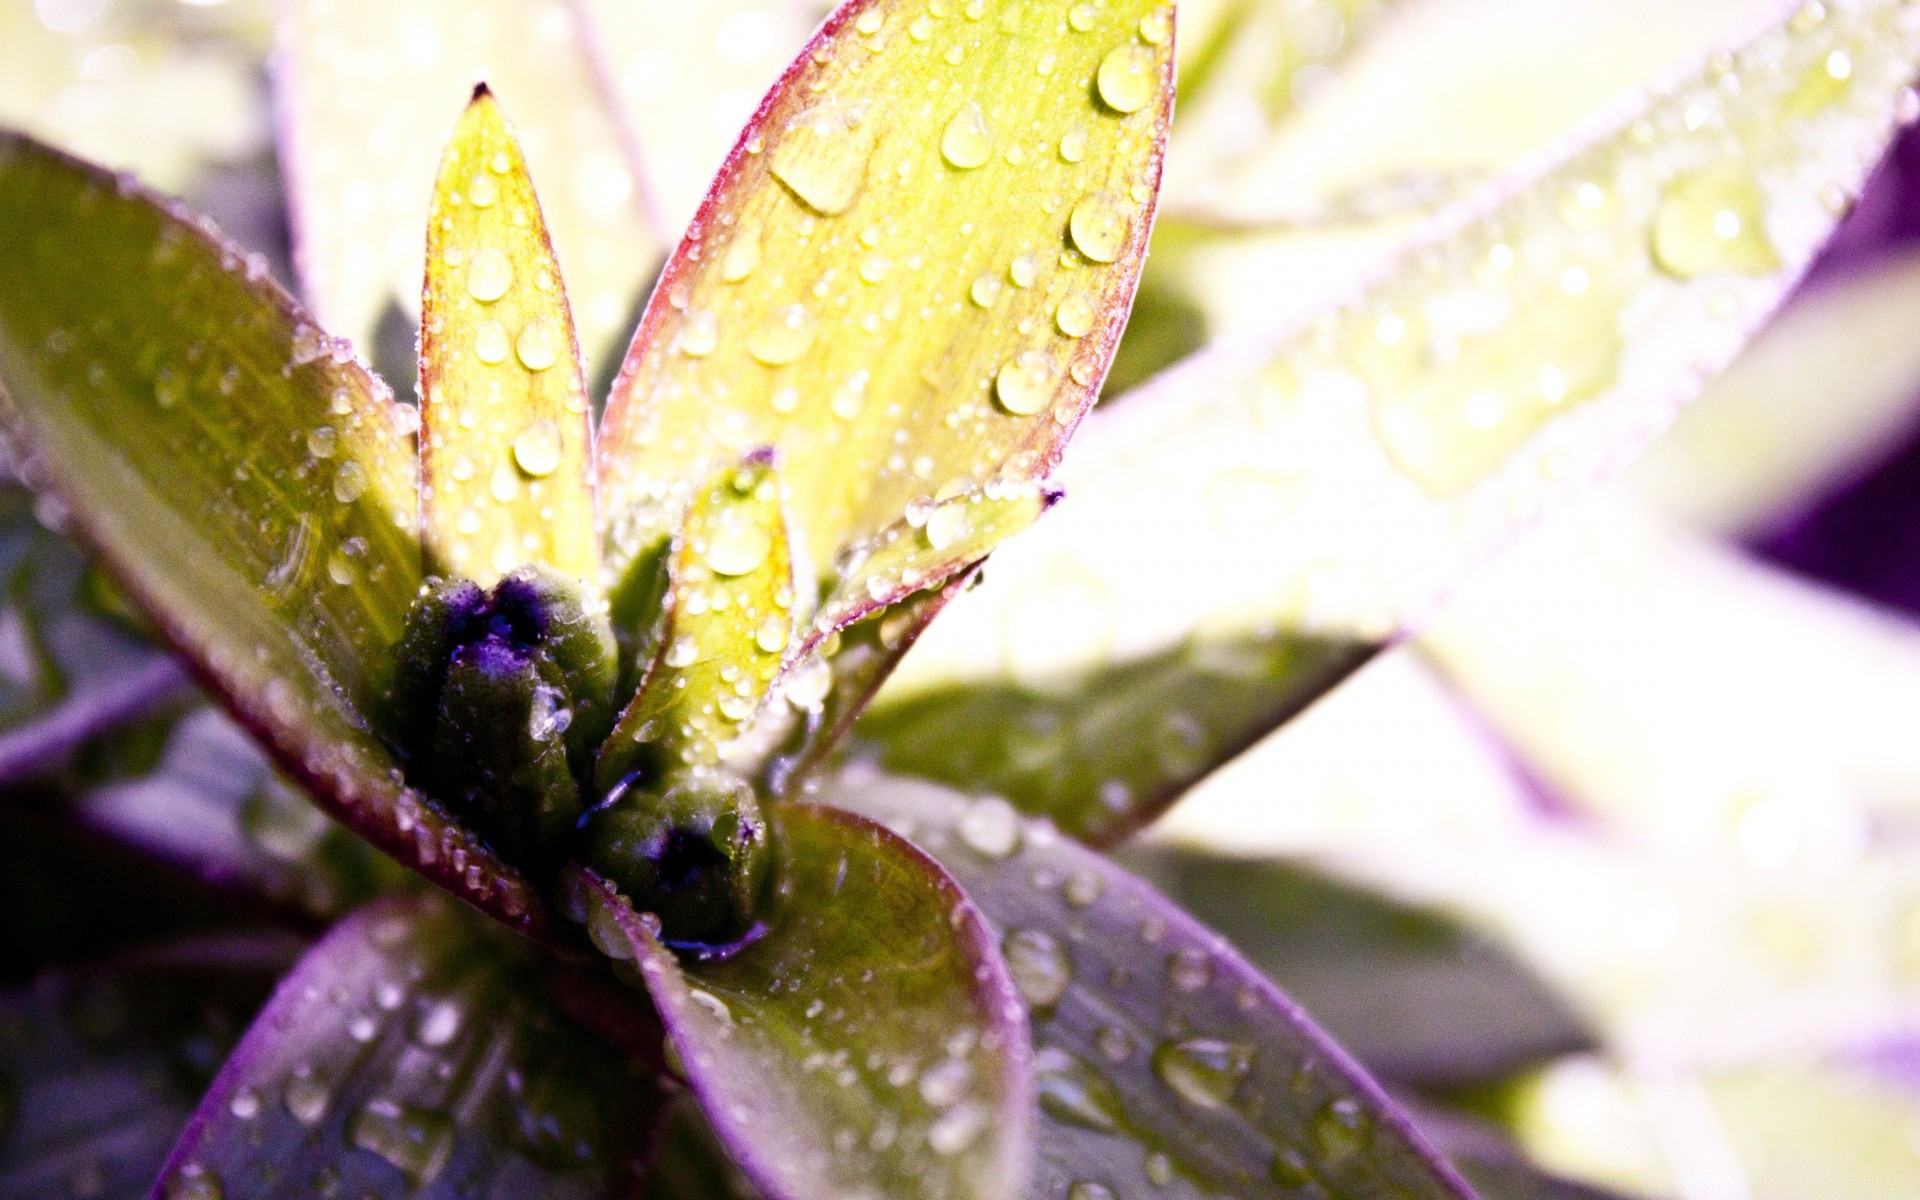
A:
[828,768,1479,1200]
[75,705,410,919]
[594,0,1176,654]
[1120,846,1593,1089]
[272,0,661,376]
[155,896,663,1200]
[579,803,1034,1200]
[0,933,299,1200]
[0,483,189,785]
[0,134,551,937]
[878,0,1920,838]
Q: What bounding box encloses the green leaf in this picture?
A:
[155,897,665,1200]
[418,88,601,591]
[0,133,548,938]
[594,0,1176,653]
[272,0,661,376]
[0,933,296,1200]
[599,456,797,787]
[876,0,1920,836]
[641,1095,763,1200]
[830,768,1478,1200]
[577,803,1034,1200]
[1119,845,1593,1088]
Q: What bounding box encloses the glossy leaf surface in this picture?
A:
[273,0,659,375]
[419,90,599,590]
[881,0,1920,836]
[595,0,1176,624]
[828,768,1476,1200]
[600,457,796,786]
[1121,846,1593,1087]
[0,934,296,1200]
[0,133,548,936]
[580,803,1033,1200]
[156,897,662,1200]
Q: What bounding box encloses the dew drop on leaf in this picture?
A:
[514,320,562,371]
[512,420,563,477]
[677,310,720,358]
[957,794,1021,857]
[474,321,510,364]
[466,248,513,302]
[1003,927,1072,1007]
[1068,1184,1115,1200]
[284,1067,331,1126]
[941,103,994,170]
[1151,1038,1253,1110]
[1309,1097,1372,1162]
[163,1164,222,1200]
[333,461,369,504]
[995,352,1052,415]
[1055,294,1096,337]
[1096,44,1157,114]
[705,509,773,577]
[748,304,818,365]
[1651,163,1781,279]
[350,1098,454,1185]
[1068,194,1128,263]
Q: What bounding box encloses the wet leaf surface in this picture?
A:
[0,933,299,1200]
[273,0,659,376]
[418,90,599,590]
[884,0,1920,837]
[828,768,1477,1200]
[155,897,662,1200]
[579,803,1033,1200]
[594,0,1176,644]
[0,133,548,936]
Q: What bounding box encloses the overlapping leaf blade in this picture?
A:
[272,0,660,376]
[595,0,1176,648]
[580,803,1033,1200]
[876,0,1920,840]
[829,768,1477,1200]
[0,133,548,936]
[155,897,663,1200]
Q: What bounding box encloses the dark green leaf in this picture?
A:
[0,933,298,1200]
[0,133,550,937]
[154,897,663,1200]
[830,768,1478,1200]
[577,803,1034,1200]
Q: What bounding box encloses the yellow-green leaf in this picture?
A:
[599,457,796,787]
[420,88,599,591]
[272,0,661,374]
[0,132,549,937]
[595,0,1177,635]
[875,0,1920,838]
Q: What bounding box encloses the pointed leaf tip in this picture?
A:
[420,90,599,592]
[595,0,1177,660]
[580,804,1035,1200]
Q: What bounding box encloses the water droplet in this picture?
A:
[1063,868,1104,908]
[1097,44,1157,114]
[416,1000,462,1046]
[706,510,773,576]
[1069,194,1128,263]
[475,321,510,364]
[1094,1025,1133,1062]
[1010,254,1040,288]
[1055,295,1096,337]
[1138,5,1173,44]
[467,172,499,208]
[1145,1153,1173,1187]
[927,1101,988,1155]
[1167,947,1212,993]
[513,420,564,477]
[754,616,789,653]
[1310,1098,1371,1161]
[154,367,184,408]
[1068,1184,1114,1200]
[996,352,1052,415]
[1036,1050,1124,1131]
[859,254,893,283]
[919,1056,972,1107]
[466,248,513,302]
[722,230,762,282]
[941,103,994,169]
[771,103,874,215]
[163,1164,221,1200]
[1651,164,1781,279]
[228,1087,261,1120]
[529,684,572,741]
[971,273,1005,307]
[1068,3,1097,32]
[748,304,818,365]
[515,320,562,371]
[284,1068,331,1125]
[307,425,338,458]
[1151,1039,1252,1109]
[678,310,719,357]
[1060,129,1088,163]
[925,499,972,550]
[1003,928,1072,1007]
[333,461,368,504]
[350,1098,454,1185]
[958,795,1022,857]
[1270,1147,1313,1187]
[664,635,698,669]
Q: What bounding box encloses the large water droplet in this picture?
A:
[474,321,510,364]
[284,1067,331,1126]
[958,795,1022,857]
[333,461,368,504]
[515,320,562,371]
[748,304,818,365]
[466,248,513,302]
[722,230,762,282]
[1310,1098,1372,1162]
[941,104,994,169]
[706,509,773,576]
[1036,1049,1124,1132]
[996,352,1053,415]
[1151,1039,1252,1110]
[163,1164,221,1200]
[678,310,719,358]
[350,1099,454,1185]
[771,103,875,216]
[1003,928,1072,1007]
[1055,294,1096,337]
[1069,194,1128,263]
[513,420,563,477]
[1096,44,1157,114]
[1651,164,1781,279]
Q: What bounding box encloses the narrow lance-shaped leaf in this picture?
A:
[599,455,796,788]
[576,803,1035,1200]
[595,0,1176,651]
[0,133,550,937]
[827,768,1478,1200]
[873,0,1920,840]
[273,0,662,375]
[420,88,600,590]
[155,897,665,1200]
